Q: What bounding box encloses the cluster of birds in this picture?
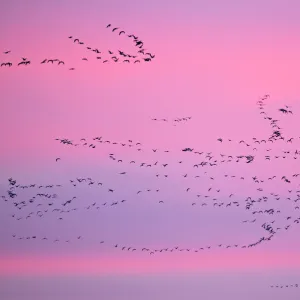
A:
[53,96,298,171]
[4,178,281,256]
[3,95,300,265]
[0,23,155,70]
[270,284,298,288]
[151,116,192,125]
[55,135,300,167]
[69,24,155,65]
[256,94,293,143]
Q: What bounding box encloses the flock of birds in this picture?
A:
[2,96,299,260]
[151,116,192,125]
[2,26,299,289]
[1,24,155,70]
[270,284,299,289]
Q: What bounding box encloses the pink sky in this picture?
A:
[1,250,300,276]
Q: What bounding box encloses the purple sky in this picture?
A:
[1,0,300,299]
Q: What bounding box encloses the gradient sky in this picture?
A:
[1,1,300,299]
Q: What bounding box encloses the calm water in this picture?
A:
[1,273,299,300]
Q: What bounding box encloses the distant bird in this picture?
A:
[279,108,288,114]
[146,53,155,59]
[1,62,12,67]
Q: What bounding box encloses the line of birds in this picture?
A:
[270,284,298,288]
[11,232,274,255]
[151,117,192,126]
[1,57,31,67]
[69,34,154,64]
[55,135,300,178]
[1,23,155,70]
